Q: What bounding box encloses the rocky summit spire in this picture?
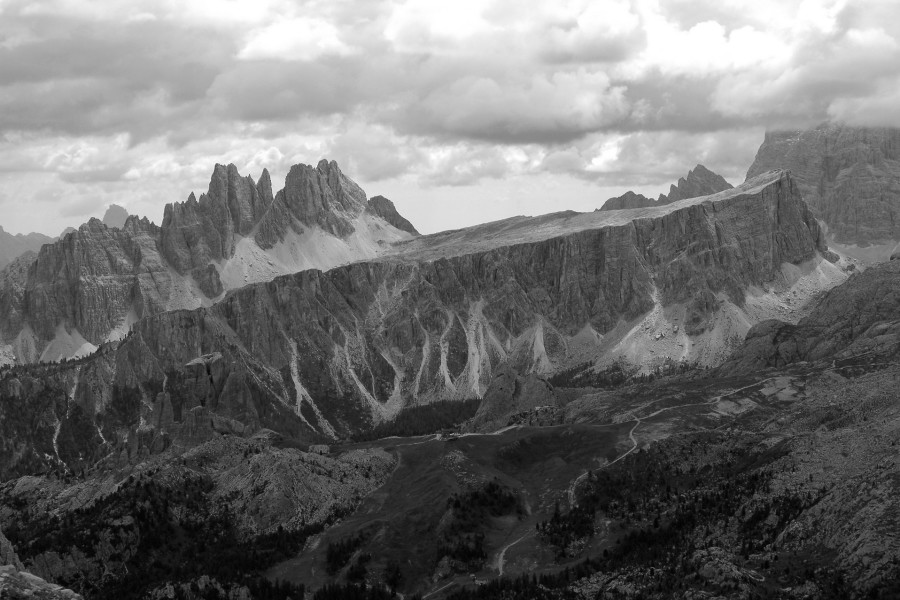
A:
[271,159,369,239]
[159,162,278,296]
[367,195,420,235]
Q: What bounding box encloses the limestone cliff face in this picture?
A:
[207,171,828,417]
[0,217,178,361]
[160,164,273,278]
[0,160,418,365]
[254,159,368,247]
[746,122,900,246]
[599,164,733,211]
[0,170,839,464]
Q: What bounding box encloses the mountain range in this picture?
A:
[0,160,416,365]
[2,122,900,600]
[0,227,54,272]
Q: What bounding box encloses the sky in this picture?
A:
[1,0,899,236]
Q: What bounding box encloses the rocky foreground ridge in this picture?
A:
[746,122,900,252]
[1,526,82,599]
[0,169,847,481]
[0,160,417,365]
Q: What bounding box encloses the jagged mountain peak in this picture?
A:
[78,217,107,232]
[687,163,718,178]
[661,163,733,204]
[0,225,54,271]
[316,157,336,172]
[278,158,370,238]
[0,156,420,364]
[599,164,733,211]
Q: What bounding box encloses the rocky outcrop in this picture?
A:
[101,204,129,229]
[272,159,366,239]
[0,527,21,569]
[160,164,274,276]
[0,216,181,361]
[0,160,418,365]
[0,567,83,599]
[367,195,420,235]
[0,528,82,600]
[599,164,733,211]
[0,226,53,271]
[720,259,900,374]
[746,122,900,247]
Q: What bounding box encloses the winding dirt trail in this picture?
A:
[423,580,457,599]
[565,377,786,508]
[496,531,534,576]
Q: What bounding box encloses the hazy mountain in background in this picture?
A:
[101,204,129,229]
[0,226,53,271]
[747,122,900,261]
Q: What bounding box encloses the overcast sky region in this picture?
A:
[1,0,899,235]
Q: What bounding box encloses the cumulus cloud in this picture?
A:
[238,17,355,61]
[0,0,898,235]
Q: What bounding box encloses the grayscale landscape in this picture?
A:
[1,2,899,599]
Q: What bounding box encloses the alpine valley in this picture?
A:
[2,123,900,600]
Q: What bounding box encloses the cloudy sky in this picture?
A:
[0,0,898,236]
